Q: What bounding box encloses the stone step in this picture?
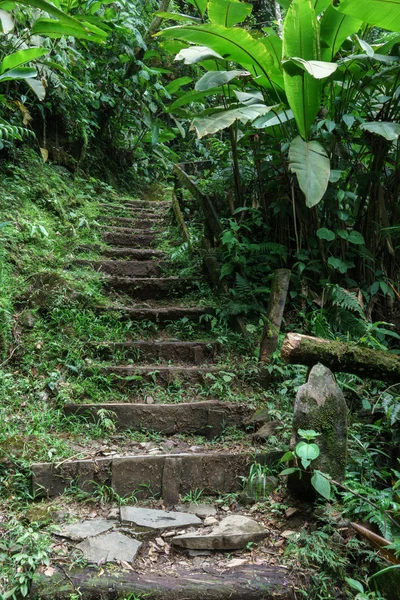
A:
[31,564,293,599]
[102,248,166,260]
[104,276,197,299]
[124,199,171,209]
[102,231,157,247]
[74,259,170,278]
[87,340,220,363]
[90,364,229,387]
[98,215,165,227]
[99,305,215,324]
[63,401,249,438]
[32,451,264,500]
[100,203,167,217]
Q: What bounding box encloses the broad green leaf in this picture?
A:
[348,230,365,245]
[154,11,202,24]
[289,136,330,207]
[208,0,252,27]
[0,48,49,74]
[279,451,295,462]
[195,69,247,91]
[328,256,349,273]
[317,227,335,241]
[311,470,331,500]
[342,114,355,128]
[165,76,193,93]
[26,77,46,100]
[345,578,364,593]
[169,87,233,111]
[175,45,223,64]
[283,57,338,79]
[0,67,37,82]
[13,0,86,29]
[280,467,300,475]
[313,0,331,12]
[234,90,264,105]
[296,441,320,468]
[157,24,275,80]
[261,31,283,71]
[320,6,362,60]
[191,104,276,137]
[337,229,349,239]
[0,8,13,33]
[32,18,107,41]
[186,0,208,15]
[253,108,294,129]
[283,0,322,139]
[335,0,400,33]
[360,121,400,141]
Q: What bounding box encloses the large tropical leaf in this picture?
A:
[208,0,252,27]
[13,0,86,29]
[26,77,46,100]
[0,67,37,82]
[187,0,208,14]
[175,46,223,64]
[157,24,275,80]
[32,17,107,41]
[253,108,294,129]
[169,87,234,111]
[283,0,322,139]
[320,6,362,60]
[289,136,330,207]
[0,8,13,33]
[192,104,276,137]
[195,69,248,91]
[283,57,337,78]
[360,121,400,141]
[335,0,400,33]
[0,48,49,74]
[155,11,202,24]
[313,0,331,12]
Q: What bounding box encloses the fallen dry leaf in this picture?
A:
[226,558,246,568]
[44,567,54,577]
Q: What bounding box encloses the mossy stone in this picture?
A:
[288,363,348,500]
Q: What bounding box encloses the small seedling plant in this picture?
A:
[280,429,332,500]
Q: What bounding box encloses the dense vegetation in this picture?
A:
[0,0,399,599]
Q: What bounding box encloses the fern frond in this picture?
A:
[326,307,368,338]
[325,284,365,318]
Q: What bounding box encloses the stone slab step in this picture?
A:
[74,259,169,278]
[100,204,167,217]
[95,364,225,386]
[98,216,165,227]
[102,248,166,260]
[63,401,249,438]
[31,565,294,599]
[32,451,263,500]
[102,231,157,247]
[104,276,197,299]
[125,199,171,208]
[99,305,215,324]
[87,340,220,363]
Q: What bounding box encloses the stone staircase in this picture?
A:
[30,196,295,598]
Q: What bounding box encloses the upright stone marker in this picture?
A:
[288,363,348,499]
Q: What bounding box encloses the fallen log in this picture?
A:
[30,565,296,600]
[281,332,400,382]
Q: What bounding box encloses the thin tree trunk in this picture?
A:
[259,269,291,363]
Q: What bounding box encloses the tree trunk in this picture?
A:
[281,333,400,382]
[259,269,291,363]
[30,565,295,600]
